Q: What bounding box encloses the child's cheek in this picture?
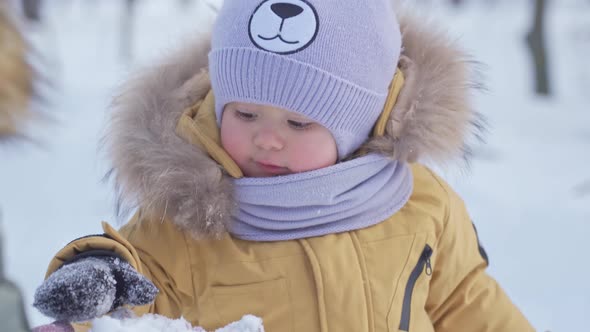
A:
[220,120,247,164]
[289,147,311,171]
[222,135,238,158]
[289,135,336,173]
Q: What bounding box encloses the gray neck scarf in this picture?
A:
[229,154,413,241]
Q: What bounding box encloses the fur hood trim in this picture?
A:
[104,14,484,238]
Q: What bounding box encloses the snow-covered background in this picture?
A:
[1,0,588,331]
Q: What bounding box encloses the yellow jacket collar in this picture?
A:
[176,90,244,179]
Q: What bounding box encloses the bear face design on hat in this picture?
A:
[210,0,402,159]
[248,0,319,55]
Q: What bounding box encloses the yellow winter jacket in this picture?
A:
[50,165,533,332]
[43,13,534,332]
[47,96,532,332]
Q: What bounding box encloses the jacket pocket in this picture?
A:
[398,244,433,332]
[209,278,292,331]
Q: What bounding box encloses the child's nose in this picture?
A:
[253,128,284,151]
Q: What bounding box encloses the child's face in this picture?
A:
[220,102,337,177]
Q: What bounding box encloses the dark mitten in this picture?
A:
[33,256,158,323]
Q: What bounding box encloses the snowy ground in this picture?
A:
[0,1,588,331]
[91,313,263,332]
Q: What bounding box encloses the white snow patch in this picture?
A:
[90,314,264,332]
[214,315,264,332]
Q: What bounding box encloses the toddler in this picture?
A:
[34,1,534,331]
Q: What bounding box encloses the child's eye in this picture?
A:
[235,110,257,121]
[288,120,313,130]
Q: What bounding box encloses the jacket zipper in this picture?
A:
[399,244,433,332]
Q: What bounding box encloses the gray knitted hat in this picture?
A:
[209,0,401,158]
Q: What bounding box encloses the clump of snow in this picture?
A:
[90,314,264,332]
[214,315,264,332]
[90,315,196,332]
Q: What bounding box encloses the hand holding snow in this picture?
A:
[90,314,264,332]
[33,256,158,322]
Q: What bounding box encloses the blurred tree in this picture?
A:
[120,0,136,62]
[0,5,34,330]
[574,180,590,197]
[526,0,551,95]
[0,218,30,332]
[203,0,220,13]
[0,5,34,139]
[22,0,42,22]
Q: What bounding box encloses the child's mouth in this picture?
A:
[256,162,290,175]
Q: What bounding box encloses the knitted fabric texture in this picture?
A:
[230,154,413,241]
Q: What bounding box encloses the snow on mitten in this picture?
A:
[33,256,158,323]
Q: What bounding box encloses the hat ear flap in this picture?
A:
[372,68,405,138]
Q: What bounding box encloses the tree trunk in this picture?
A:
[0,216,31,332]
[120,0,136,63]
[202,0,220,13]
[179,0,192,7]
[526,0,551,95]
[22,0,42,22]
[574,180,590,197]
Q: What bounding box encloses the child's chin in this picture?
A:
[245,168,292,178]
[247,172,289,178]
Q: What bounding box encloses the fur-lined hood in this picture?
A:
[104,13,484,238]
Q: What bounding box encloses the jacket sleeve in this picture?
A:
[44,214,195,329]
[425,176,535,332]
